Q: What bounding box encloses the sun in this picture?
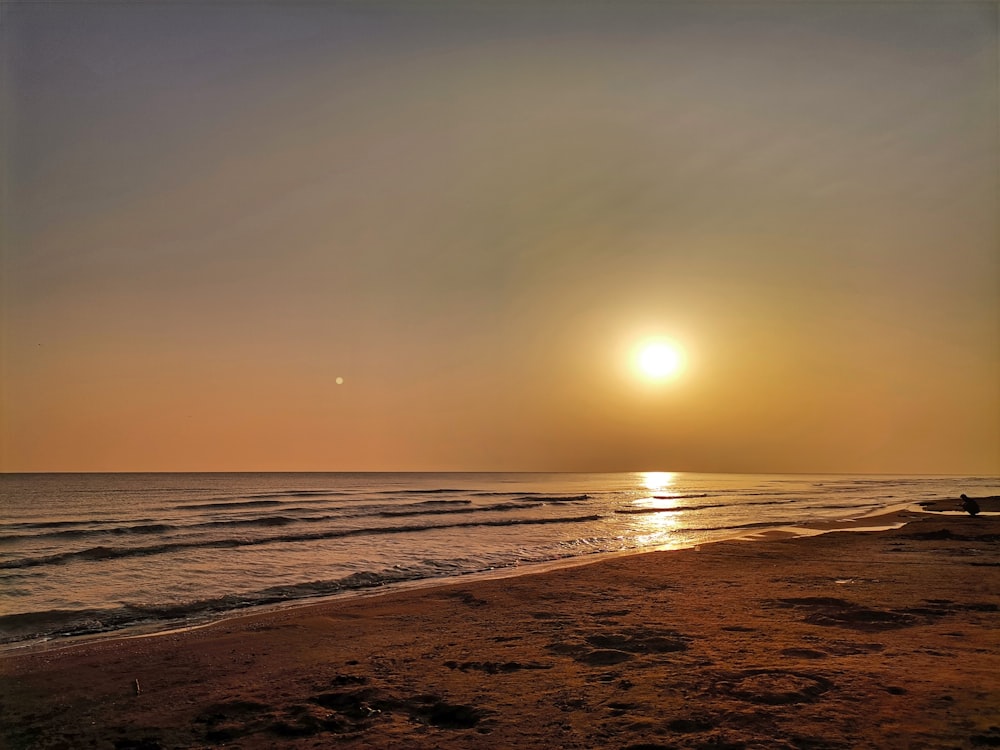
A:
[636,341,684,380]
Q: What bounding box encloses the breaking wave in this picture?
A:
[1,515,605,570]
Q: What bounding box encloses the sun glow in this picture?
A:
[636,341,685,380]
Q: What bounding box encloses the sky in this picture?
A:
[1,1,998,474]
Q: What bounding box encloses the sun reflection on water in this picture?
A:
[627,472,684,546]
[632,508,681,548]
[642,471,676,493]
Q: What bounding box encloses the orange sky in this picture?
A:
[2,2,998,473]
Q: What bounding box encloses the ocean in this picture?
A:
[1,472,994,648]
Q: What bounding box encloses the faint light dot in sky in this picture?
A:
[336,377,344,385]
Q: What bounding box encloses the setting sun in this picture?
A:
[637,341,685,380]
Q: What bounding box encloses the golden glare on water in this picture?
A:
[638,507,680,535]
[636,341,684,380]
[642,471,676,492]
[633,472,681,541]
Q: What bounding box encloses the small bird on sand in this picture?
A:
[960,494,981,517]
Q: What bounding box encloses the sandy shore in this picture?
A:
[2,508,998,750]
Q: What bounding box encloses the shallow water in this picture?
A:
[1,472,994,645]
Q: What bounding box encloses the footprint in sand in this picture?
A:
[548,627,690,667]
[194,700,276,742]
[579,649,633,665]
[308,687,492,732]
[666,717,716,733]
[585,630,689,654]
[716,668,832,705]
[775,597,919,631]
[447,591,489,607]
[779,648,828,659]
[444,659,553,673]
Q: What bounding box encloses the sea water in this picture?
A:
[1,472,994,647]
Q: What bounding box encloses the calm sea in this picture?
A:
[1,472,994,647]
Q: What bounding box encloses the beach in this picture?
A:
[2,505,998,749]
[8,472,970,648]
[5,3,998,747]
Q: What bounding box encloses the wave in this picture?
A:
[1,517,313,544]
[0,606,108,628]
[0,500,552,545]
[170,490,353,509]
[244,490,349,498]
[204,516,300,528]
[0,523,177,544]
[374,501,541,518]
[174,499,286,510]
[4,519,96,530]
[618,498,797,515]
[187,500,538,528]
[207,489,350,501]
[395,488,468,494]
[726,491,796,497]
[472,491,544,497]
[0,517,154,531]
[616,504,725,514]
[0,515,605,570]
[0,558,532,644]
[652,493,711,500]
[391,491,589,501]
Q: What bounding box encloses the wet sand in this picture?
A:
[2,509,998,749]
